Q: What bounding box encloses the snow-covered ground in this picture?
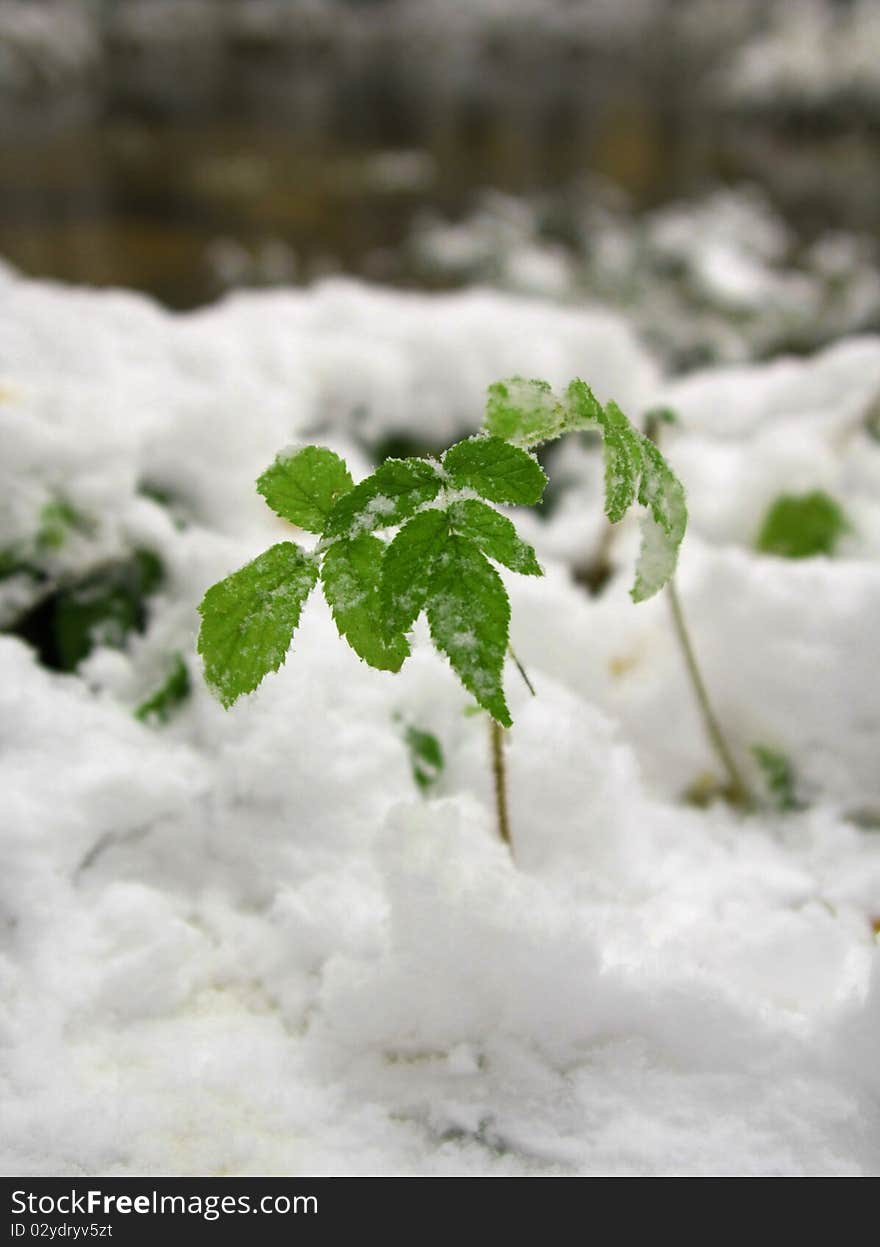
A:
[1,267,879,1175]
[406,185,880,370]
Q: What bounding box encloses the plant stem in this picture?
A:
[508,645,536,697]
[666,579,752,807]
[489,718,513,851]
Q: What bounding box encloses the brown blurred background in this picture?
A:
[1,0,878,314]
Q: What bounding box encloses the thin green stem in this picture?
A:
[489,718,513,852]
[508,645,536,697]
[666,579,752,808]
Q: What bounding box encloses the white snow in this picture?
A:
[0,271,878,1176]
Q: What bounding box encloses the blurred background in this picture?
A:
[2,0,879,370]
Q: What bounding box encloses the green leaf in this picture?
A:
[135,654,191,725]
[752,745,802,813]
[257,446,353,533]
[321,534,409,671]
[405,725,445,793]
[426,534,511,727]
[564,385,641,523]
[483,377,566,448]
[36,499,92,552]
[381,508,450,636]
[756,491,849,559]
[448,499,542,575]
[631,436,688,603]
[197,541,318,707]
[443,436,547,506]
[323,457,443,540]
[560,377,605,433]
[53,549,164,671]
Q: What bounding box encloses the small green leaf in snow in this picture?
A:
[323,457,443,540]
[197,541,318,707]
[321,534,410,671]
[448,499,542,576]
[257,445,354,533]
[426,535,511,727]
[443,436,547,506]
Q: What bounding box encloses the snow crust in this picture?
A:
[0,273,878,1175]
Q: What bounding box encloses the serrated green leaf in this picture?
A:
[448,499,542,575]
[135,654,191,725]
[560,377,605,433]
[443,436,547,506]
[405,725,445,793]
[426,535,511,727]
[257,446,353,533]
[197,541,318,707]
[323,457,443,541]
[381,508,450,636]
[321,534,409,671]
[483,377,566,448]
[631,435,688,603]
[756,491,849,559]
[563,384,642,524]
[564,381,686,601]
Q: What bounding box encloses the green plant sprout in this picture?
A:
[197,378,688,849]
[488,380,752,808]
[751,744,802,813]
[756,490,849,559]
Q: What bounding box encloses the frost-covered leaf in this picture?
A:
[443,436,547,506]
[756,491,849,559]
[381,508,450,636]
[405,725,445,793]
[135,654,191,725]
[566,384,641,523]
[426,535,511,727]
[560,377,605,433]
[321,534,409,671]
[323,457,443,540]
[198,541,318,707]
[448,499,542,576]
[257,446,353,533]
[483,377,565,447]
[632,435,688,603]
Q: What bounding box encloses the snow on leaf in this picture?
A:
[426,535,511,727]
[565,385,641,523]
[323,457,443,541]
[257,446,353,533]
[197,541,318,707]
[631,435,688,602]
[442,436,547,506]
[483,376,566,447]
[321,534,409,671]
[381,508,450,637]
[448,498,542,576]
[482,376,687,602]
